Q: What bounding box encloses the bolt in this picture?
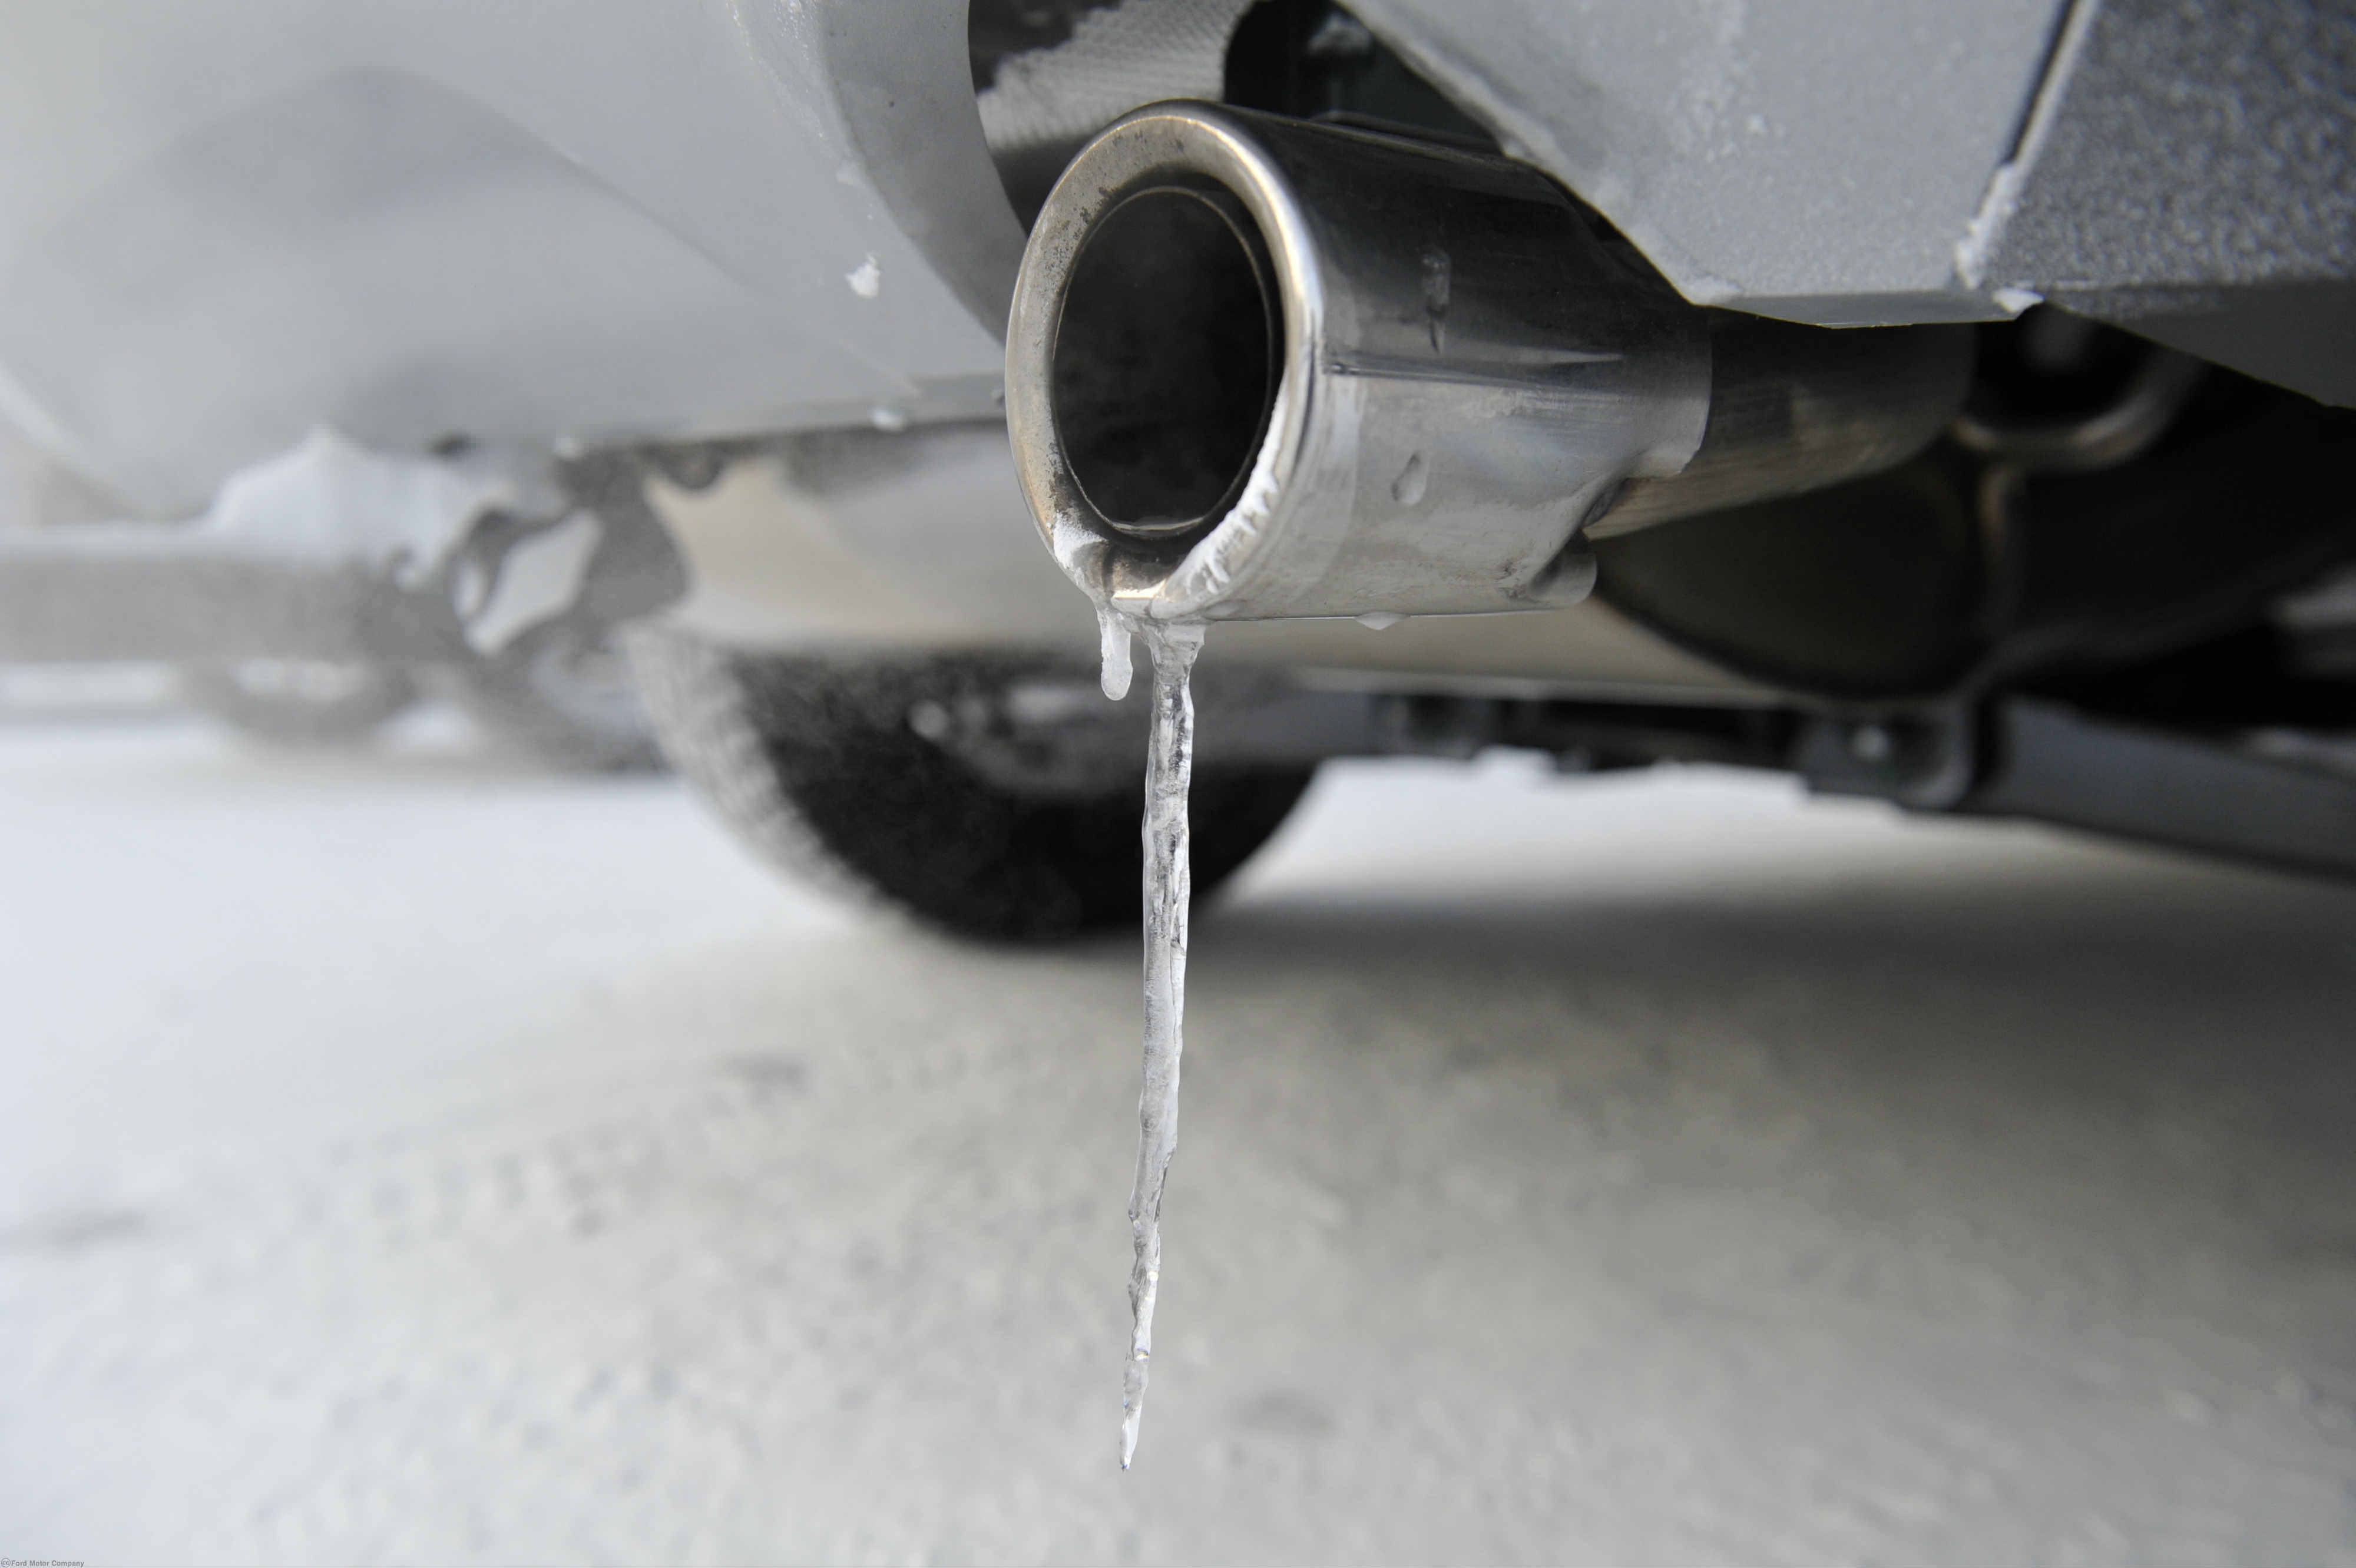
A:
[907,700,953,742]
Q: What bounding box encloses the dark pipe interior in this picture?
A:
[1049,186,1279,537]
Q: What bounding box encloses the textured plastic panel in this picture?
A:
[1346,0,2067,325]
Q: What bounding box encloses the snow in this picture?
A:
[4,723,2355,1564]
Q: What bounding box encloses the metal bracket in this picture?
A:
[1961,699,2356,879]
[1794,705,1980,811]
[1801,693,2356,881]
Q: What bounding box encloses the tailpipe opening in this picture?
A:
[1050,184,1279,539]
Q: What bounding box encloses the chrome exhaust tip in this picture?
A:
[1008,102,1970,624]
[1007,102,1709,622]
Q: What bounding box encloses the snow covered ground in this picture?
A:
[4,719,2355,1566]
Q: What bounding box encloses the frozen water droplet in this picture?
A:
[868,404,909,433]
[1119,617,1206,1470]
[846,254,882,299]
[1097,603,1133,701]
[1355,611,1405,631]
[1391,452,1428,505]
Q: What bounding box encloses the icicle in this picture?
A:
[1120,616,1205,1469]
[1097,601,1134,702]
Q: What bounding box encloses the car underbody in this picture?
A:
[2,0,2352,929]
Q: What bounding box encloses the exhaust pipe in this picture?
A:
[1007,103,1972,623]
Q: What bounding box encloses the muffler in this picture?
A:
[1007,103,1972,623]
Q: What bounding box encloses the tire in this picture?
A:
[180,659,419,746]
[452,620,663,773]
[631,633,1315,942]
